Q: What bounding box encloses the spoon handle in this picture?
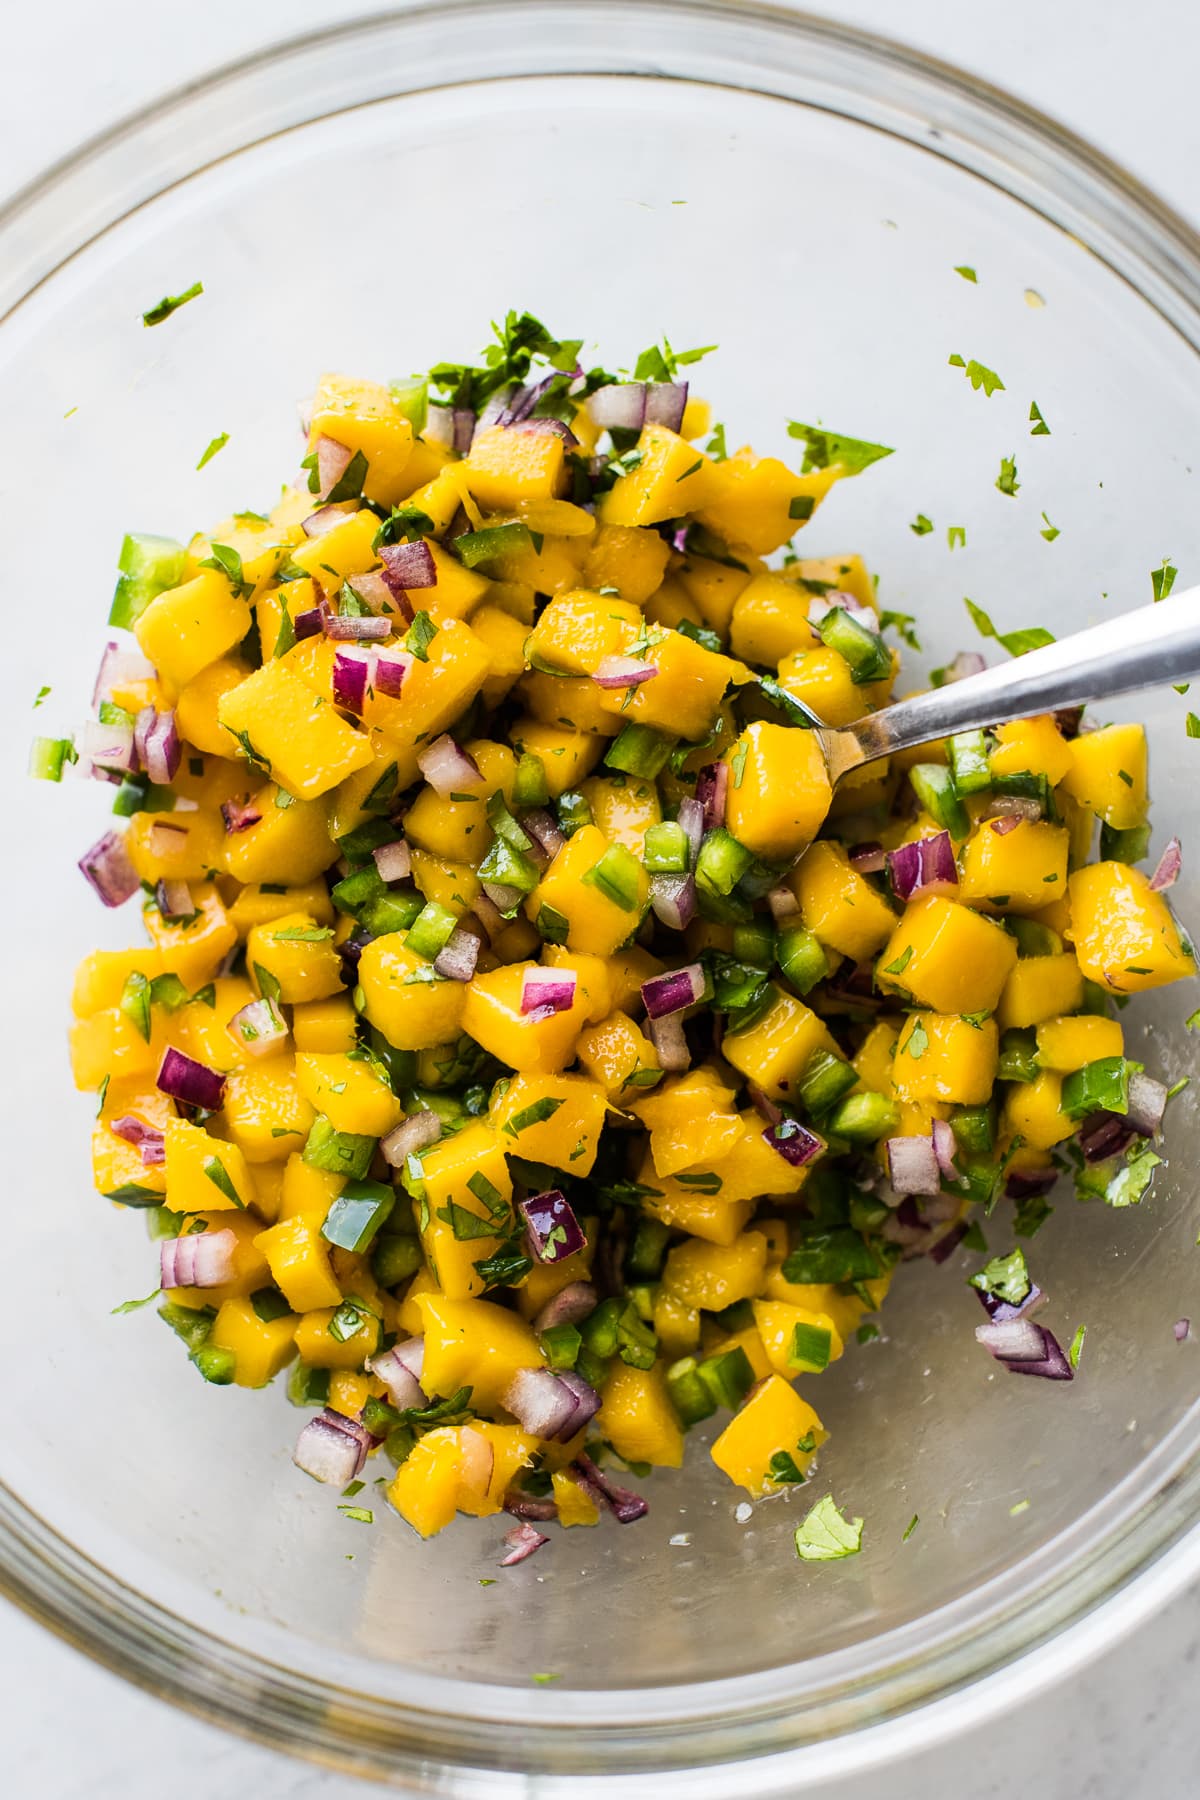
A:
[840,587,1200,769]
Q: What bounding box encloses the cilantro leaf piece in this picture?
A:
[947,525,966,551]
[1040,512,1060,542]
[902,1513,919,1540]
[1068,1324,1086,1370]
[964,597,1054,658]
[200,542,252,597]
[1029,400,1050,436]
[793,1495,864,1562]
[1152,558,1178,602]
[968,1247,1030,1306]
[705,421,729,462]
[879,609,921,651]
[1187,714,1200,739]
[786,421,895,475]
[196,432,229,469]
[111,1288,162,1316]
[1105,1146,1161,1208]
[633,337,717,382]
[142,281,203,327]
[954,265,978,283]
[947,354,1005,396]
[909,513,934,536]
[995,455,1020,498]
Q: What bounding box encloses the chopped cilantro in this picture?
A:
[909,513,934,536]
[947,525,966,551]
[964,597,1054,658]
[995,455,1020,498]
[786,421,894,474]
[1068,1324,1086,1370]
[142,281,203,326]
[793,1495,863,1562]
[902,1513,919,1540]
[947,354,1004,396]
[1040,512,1060,542]
[406,611,439,661]
[633,337,717,382]
[879,609,921,651]
[1029,400,1050,436]
[954,265,977,283]
[968,1247,1030,1306]
[203,1157,243,1208]
[1152,558,1178,602]
[196,432,229,469]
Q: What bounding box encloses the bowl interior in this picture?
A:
[3,10,1200,1779]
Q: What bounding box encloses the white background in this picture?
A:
[4,2,1199,1795]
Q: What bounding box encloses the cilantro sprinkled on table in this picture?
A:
[142,281,203,326]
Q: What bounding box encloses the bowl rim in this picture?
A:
[5,3,1200,1789]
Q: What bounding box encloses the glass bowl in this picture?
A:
[4,4,1200,1792]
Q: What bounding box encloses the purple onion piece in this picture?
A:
[227,997,289,1059]
[502,1492,558,1523]
[380,1110,442,1167]
[111,1115,166,1167]
[1078,1111,1138,1165]
[522,809,566,861]
[78,830,140,907]
[500,1522,549,1566]
[325,612,392,642]
[374,650,411,697]
[156,1046,227,1111]
[931,1117,961,1181]
[520,969,577,1016]
[944,650,987,683]
[160,1228,238,1289]
[762,1118,825,1168]
[1005,1166,1059,1200]
[533,1281,597,1333]
[301,501,354,539]
[367,1345,427,1411]
[1175,1318,1191,1343]
[927,1219,968,1265]
[155,878,194,920]
[433,928,480,983]
[293,1410,371,1485]
[416,734,482,796]
[849,840,887,874]
[649,872,696,931]
[648,1011,690,1072]
[93,641,154,710]
[314,435,354,499]
[503,1367,582,1441]
[332,648,371,713]
[975,1282,1046,1326]
[379,539,437,591]
[886,1134,941,1196]
[518,1189,585,1265]
[572,1452,649,1524]
[587,383,648,433]
[593,655,658,690]
[81,718,137,775]
[695,762,729,831]
[373,839,412,883]
[294,606,325,640]
[1126,1071,1168,1137]
[221,796,263,834]
[1149,835,1182,893]
[887,830,957,901]
[643,381,688,433]
[641,962,705,1020]
[676,797,705,865]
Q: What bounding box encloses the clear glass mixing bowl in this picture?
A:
[3,4,1200,1792]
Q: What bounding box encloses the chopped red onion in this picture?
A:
[641,962,705,1020]
[380,1109,442,1167]
[649,871,696,931]
[975,1318,1073,1381]
[519,1189,586,1264]
[975,1281,1046,1326]
[984,796,1042,827]
[372,839,412,883]
[92,641,155,710]
[886,1134,942,1196]
[644,381,689,432]
[500,1521,549,1566]
[695,762,729,831]
[1078,1110,1138,1164]
[1054,705,1084,739]
[314,435,354,500]
[79,830,139,908]
[471,891,506,943]
[301,501,354,538]
[221,795,263,834]
[931,1117,961,1181]
[379,539,437,591]
[762,1119,825,1168]
[325,611,392,642]
[81,718,137,775]
[532,1281,598,1333]
[293,1409,372,1485]
[227,996,289,1058]
[156,1046,227,1111]
[111,1115,166,1166]
[332,647,373,713]
[367,1344,427,1411]
[648,1011,690,1072]
[155,878,194,920]
[676,797,705,866]
[587,382,648,432]
[434,928,480,982]
[390,1335,426,1383]
[1126,1071,1168,1137]
[136,708,181,785]
[1005,1166,1058,1200]
[521,967,577,1016]
[503,1367,592,1441]
[572,1451,648,1524]
[809,591,876,630]
[887,831,957,901]
[766,883,801,923]
[521,809,566,862]
[989,813,1023,836]
[593,655,659,689]
[160,1227,238,1289]
[294,605,325,640]
[459,1425,496,1501]
[342,570,397,616]
[417,735,482,796]
[849,840,888,874]
[503,1492,558,1523]
[373,649,411,697]
[424,403,474,452]
[943,650,987,683]
[1149,836,1182,893]
[1175,1318,1191,1343]
[481,879,525,916]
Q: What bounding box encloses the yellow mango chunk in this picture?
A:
[144,882,237,991]
[711,1375,826,1496]
[291,996,358,1053]
[533,824,649,959]
[228,882,334,940]
[996,953,1085,1030]
[791,840,896,960]
[1058,724,1148,828]
[308,372,415,506]
[662,1232,769,1312]
[416,1291,542,1414]
[957,820,1069,914]
[416,1121,513,1301]
[134,570,252,695]
[472,604,530,708]
[91,1081,172,1201]
[461,960,589,1075]
[723,721,832,861]
[579,774,662,855]
[509,716,605,796]
[387,1426,463,1538]
[291,508,382,594]
[218,659,374,800]
[489,1073,607,1175]
[989,715,1073,786]
[551,1468,601,1527]
[222,1056,316,1165]
[644,1180,754,1247]
[124,808,228,887]
[254,1215,343,1312]
[721,984,841,1101]
[165,1118,257,1214]
[599,1362,685,1468]
[224,790,338,887]
[575,1010,661,1100]
[463,424,567,510]
[456,1421,540,1518]
[247,912,344,1005]
[852,1019,900,1095]
[70,1006,162,1091]
[295,1052,403,1137]
[293,1303,381,1369]
[877,895,1018,1015]
[751,1300,844,1377]
[72,947,165,1017]
[597,425,715,527]
[356,934,465,1050]
[630,1069,742,1177]
[1003,1070,1075,1150]
[176,657,252,756]
[697,450,835,555]
[729,572,821,667]
[674,554,757,636]
[892,1012,999,1104]
[1036,1014,1124,1072]
[209,1296,297,1388]
[278,1153,343,1226]
[581,523,671,604]
[1068,861,1196,994]
[403,739,516,863]
[776,644,892,726]
[596,627,743,742]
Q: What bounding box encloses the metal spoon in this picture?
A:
[817,592,1200,786]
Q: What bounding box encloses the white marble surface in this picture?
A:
[5,1,1200,1793]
